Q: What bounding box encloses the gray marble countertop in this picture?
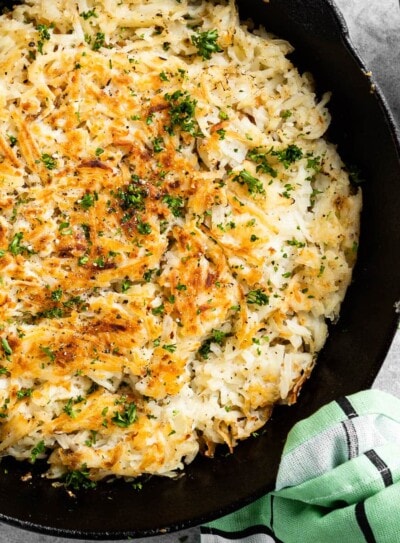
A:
[0,0,399,541]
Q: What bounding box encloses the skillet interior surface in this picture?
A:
[0,0,399,538]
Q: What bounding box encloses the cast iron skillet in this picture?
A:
[0,0,399,539]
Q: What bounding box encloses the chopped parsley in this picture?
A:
[92,32,106,51]
[79,191,98,210]
[310,188,323,207]
[164,90,201,137]
[191,29,223,60]
[176,283,187,291]
[162,343,177,353]
[246,289,269,306]
[80,8,98,19]
[233,170,265,195]
[1,338,12,356]
[8,134,17,147]
[64,464,97,490]
[137,220,152,235]
[280,109,292,119]
[151,304,165,316]
[63,398,76,418]
[247,149,278,178]
[8,232,23,255]
[36,306,64,319]
[116,177,148,212]
[143,268,157,283]
[36,23,54,54]
[199,329,227,359]
[152,137,164,153]
[282,183,294,199]
[59,221,72,235]
[93,256,105,268]
[111,402,137,428]
[8,232,33,256]
[121,278,133,293]
[40,345,56,362]
[63,396,85,418]
[286,239,306,248]
[271,144,303,168]
[210,329,226,344]
[78,255,89,266]
[84,430,98,447]
[306,155,321,171]
[159,71,169,81]
[162,194,185,217]
[51,288,63,301]
[40,153,57,170]
[16,387,33,400]
[30,440,45,463]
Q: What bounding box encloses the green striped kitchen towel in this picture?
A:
[201,390,400,543]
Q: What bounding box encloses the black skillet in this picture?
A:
[0,0,399,538]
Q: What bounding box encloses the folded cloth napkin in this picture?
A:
[201,390,400,543]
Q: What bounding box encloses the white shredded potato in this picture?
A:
[0,0,361,484]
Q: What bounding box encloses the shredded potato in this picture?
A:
[0,0,360,483]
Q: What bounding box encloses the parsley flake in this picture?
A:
[162,194,185,217]
[30,440,45,463]
[246,289,269,306]
[272,144,303,168]
[111,402,137,428]
[65,464,97,490]
[164,90,201,137]
[40,153,57,170]
[233,170,265,195]
[191,29,223,60]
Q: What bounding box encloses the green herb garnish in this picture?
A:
[16,387,33,400]
[81,8,98,20]
[271,144,303,168]
[162,194,185,217]
[247,149,278,178]
[198,329,227,359]
[117,178,148,212]
[246,289,269,306]
[8,232,33,256]
[233,170,265,195]
[1,338,12,356]
[162,343,177,353]
[137,220,152,235]
[111,402,137,428]
[164,90,201,137]
[92,32,106,51]
[79,191,98,210]
[152,137,164,153]
[65,464,97,490]
[36,23,53,54]
[191,29,223,60]
[30,440,45,463]
[40,153,57,170]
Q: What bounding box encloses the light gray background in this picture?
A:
[0,1,399,541]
